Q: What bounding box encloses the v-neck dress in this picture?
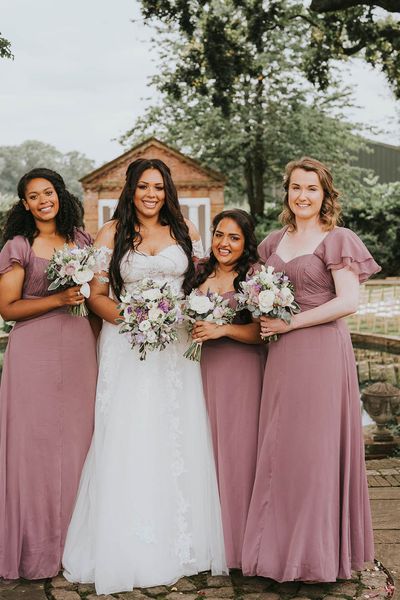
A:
[0,230,97,580]
[200,290,267,569]
[242,226,380,582]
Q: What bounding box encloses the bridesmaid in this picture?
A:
[192,209,267,569]
[242,157,380,582]
[0,168,97,580]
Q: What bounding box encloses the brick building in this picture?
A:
[81,137,225,249]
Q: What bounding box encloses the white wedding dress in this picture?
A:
[63,244,227,595]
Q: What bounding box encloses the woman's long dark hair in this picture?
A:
[2,167,83,245]
[195,209,259,292]
[109,158,194,300]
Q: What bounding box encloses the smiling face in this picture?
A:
[133,168,166,220]
[23,178,59,222]
[287,168,324,224]
[212,217,245,268]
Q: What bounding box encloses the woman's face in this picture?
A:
[23,178,59,222]
[287,168,324,223]
[133,168,166,220]
[212,217,245,268]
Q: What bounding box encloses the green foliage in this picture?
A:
[132,1,383,217]
[0,32,13,60]
[341,181,400,276]
[0,140,95,200]
[139,0,400,104]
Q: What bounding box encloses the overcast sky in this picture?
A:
[1,0,399,168]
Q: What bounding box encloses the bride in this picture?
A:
[62,158,227,594]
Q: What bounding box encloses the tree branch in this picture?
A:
[310,0,399,13]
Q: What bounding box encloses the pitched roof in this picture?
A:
[80,137,226,184]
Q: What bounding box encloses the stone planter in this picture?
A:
[362,381,400,458]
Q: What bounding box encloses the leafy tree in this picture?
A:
[139,0,400,103]
[0,140,95,200]
[122,14,370,217]
[0,32,13,60]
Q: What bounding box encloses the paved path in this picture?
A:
[1,458,398,600]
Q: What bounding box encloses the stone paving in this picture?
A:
[1,458,398,600]
[0,567,393,600]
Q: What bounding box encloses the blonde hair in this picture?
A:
[280,157,342,231]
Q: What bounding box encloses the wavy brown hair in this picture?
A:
[280,157,342,231]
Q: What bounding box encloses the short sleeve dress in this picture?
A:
[200,285,267,569]
[0,229,97,580]
[241,227,380,582]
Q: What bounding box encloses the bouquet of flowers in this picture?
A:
[182,290,236,362]
[46,245,111,316]
[117,279,183,360]
[235,265,300,341]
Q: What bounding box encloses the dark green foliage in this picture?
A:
[139,1,400,106]
[0,32,13,60]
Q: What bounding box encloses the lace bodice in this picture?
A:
[120,244,189,295]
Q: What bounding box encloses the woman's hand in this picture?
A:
[56,286,86,307]
[260,315,295,338]
[192,321,225,342]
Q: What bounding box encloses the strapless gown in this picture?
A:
[63,244,227,595]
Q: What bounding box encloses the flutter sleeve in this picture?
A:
[0,236,30,275]
[316,227,381,283]
[74,227,93,248]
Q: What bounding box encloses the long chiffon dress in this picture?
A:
[0,230,97,580]
[62,245,227,595]
[242,226,380,583]
[200,292,266,568]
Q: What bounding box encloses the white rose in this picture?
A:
[72,268,94,284]
[139,320,151,331]
[148,307,163,322]
[146,330,157,343]
[258,267,275,285]
[280,286,294,306]
[142,288,162,301]
[258,289,276,313]
[189,295,213,314]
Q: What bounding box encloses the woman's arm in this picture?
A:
[86,221,121,325]
[260,267,359,337]
[185,218,201,242]
[192,320,262,344]
[0,265,85,321]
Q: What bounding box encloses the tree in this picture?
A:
[0,140,95,200]
[139,0,400,102]
[125,4,371,217]
[0,32,12,60]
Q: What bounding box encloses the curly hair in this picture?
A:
[2,167,83,245]
[194,209,259,292]
[280,157,342,231]
[109,158,194,300]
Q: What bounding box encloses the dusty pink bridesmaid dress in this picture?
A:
[242,226,380,582]
[200,293,266,568]
[0,230,97,580]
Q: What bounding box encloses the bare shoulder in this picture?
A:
[95,220,117,249]
[184,218,201,242]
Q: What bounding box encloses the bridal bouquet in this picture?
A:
[117,279,183,360]
[46,245,111,316]
[235,265,300,341]
[182,290,236,362]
